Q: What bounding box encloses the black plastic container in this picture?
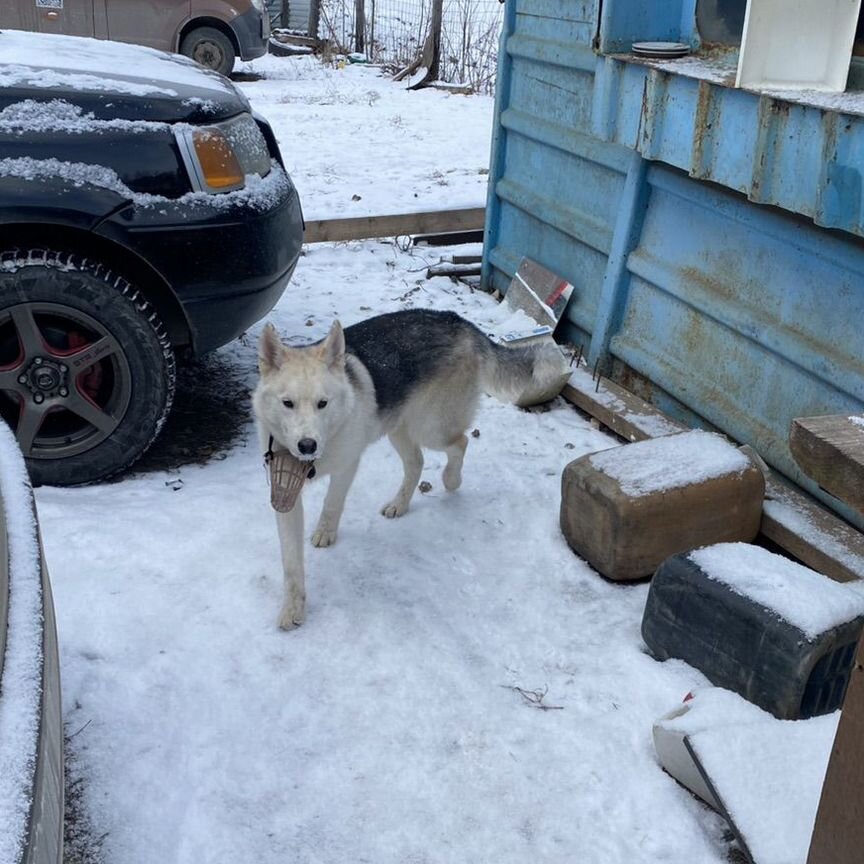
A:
[642,550,864,719]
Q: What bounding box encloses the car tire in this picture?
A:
[0,250,176,486]
[180,27,237,77]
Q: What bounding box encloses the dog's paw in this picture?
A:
[381,498,409,518]
[311,525,337,547]
[442,465,462,491]
[278,603,305,630]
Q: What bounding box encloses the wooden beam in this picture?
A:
[425,262,482,279]
[790,415,864,513]
[759,471,864,584]
[413,229,484,247]
[270,33,321,48]
[303,208,486,244]
[807,634,864,864]
[561,365,686,444]
[560,366,864,583]
[803,420,864,864]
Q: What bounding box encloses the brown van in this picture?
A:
[1,0,270,76]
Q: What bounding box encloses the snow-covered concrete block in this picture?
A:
[559,431,764,582]
[643,543,864,719]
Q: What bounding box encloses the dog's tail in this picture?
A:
[476,336,570,406]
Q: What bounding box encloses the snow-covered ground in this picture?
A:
[236,55,494,220]
[32,55,738,864]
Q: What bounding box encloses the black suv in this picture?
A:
[0,30,304,485]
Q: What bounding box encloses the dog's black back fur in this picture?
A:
[344,309,484,412]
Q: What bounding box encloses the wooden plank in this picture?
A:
[560,367,864,583]
[413,229,484,247]
[760,474,864,583]
[738,444,864,583]
[425,262,482,279]
[790,415,864,513]
[807,635,864,864]
[270,33,321,48]
[800,420,864,863]
[303,208,486,244]
[561,365,686,444]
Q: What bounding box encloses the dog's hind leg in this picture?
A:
[276,497,306,630]
[312,458,361,547]
[381,424,424,518]
[442,433,468,491]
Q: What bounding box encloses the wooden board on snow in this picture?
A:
[304,208,485,243]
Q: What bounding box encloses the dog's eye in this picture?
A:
[282,399,294,409]
[317,400,328,409]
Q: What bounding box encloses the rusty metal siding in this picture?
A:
[483,0,864,527]
[617,166,864,490]
[592,57,864,239]
[484,0,614,350]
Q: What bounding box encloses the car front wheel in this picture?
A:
[0,250,176,486]
[180,26,236,77]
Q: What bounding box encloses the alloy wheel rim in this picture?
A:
[0,302,132,460]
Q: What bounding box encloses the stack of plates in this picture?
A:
[632,41,691,59]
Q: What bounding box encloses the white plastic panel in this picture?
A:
[736,0,862,92]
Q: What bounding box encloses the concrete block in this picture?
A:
[559,431,764,581]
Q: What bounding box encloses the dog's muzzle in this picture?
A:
[264,442,316,512]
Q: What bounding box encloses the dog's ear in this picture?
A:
[258,323,285,374]
[322,320,345,370]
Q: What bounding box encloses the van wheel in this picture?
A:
[0,250,176,486]
[180,26,236,77]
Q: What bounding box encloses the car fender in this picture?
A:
[0,175,193,350]
[0,173,130,231]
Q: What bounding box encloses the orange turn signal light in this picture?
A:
[191,128,244,190]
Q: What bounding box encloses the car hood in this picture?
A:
[0,29,249,123]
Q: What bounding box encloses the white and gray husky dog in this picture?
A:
[253,308,565,629]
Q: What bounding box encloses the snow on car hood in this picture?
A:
[0,30,248,123]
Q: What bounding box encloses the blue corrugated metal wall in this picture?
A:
[483,0,864,528]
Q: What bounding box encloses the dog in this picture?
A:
[253,308,567,630]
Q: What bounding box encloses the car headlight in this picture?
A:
[175,113,272,194]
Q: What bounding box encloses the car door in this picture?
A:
[34,0,96,37]
[103,0,191,52]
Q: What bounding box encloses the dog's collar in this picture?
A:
[264,436,317,479]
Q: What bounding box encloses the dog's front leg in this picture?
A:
[276,496,306,630]
[312,459,361,547]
